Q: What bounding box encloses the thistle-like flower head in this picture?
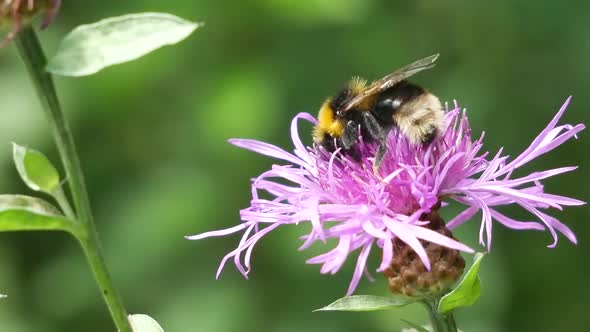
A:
[189,97,584,295]
[0,0,61,47]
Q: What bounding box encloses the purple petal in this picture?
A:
[536,193,586,206]
[434,152,466,192]
[481,166,578,188]
[537,210,577,245]
[41,0,62,29]
[307,198,326,242]
[186,223,249,240]
[518,201,560,248]
[447,206,479,229]
[383,217,431,270]
[236,225,256,274]
[497,97,583,175]
[361,218,390,239]
[464,192,493,250]
[478,148,506,181]
[377,238,393,272]
[470,185,563,209]
[215,223,281,279]
[406,222,474,253]
[290,113,316,164]
[307,235,352,274]
[229,139,305,166]
[505,97,572,170]
[490,209,545,231]
[346,241,373,295]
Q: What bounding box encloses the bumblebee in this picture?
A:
[313,54,444,172]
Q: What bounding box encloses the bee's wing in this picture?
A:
[342,54,439,112]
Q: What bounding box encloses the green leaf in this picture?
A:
[0,195,77,234]
[438,253,485,314]
[127,314,165,332]
[47,12,203,77]
[315,295,416,312]
[401,319,431,332]
[13,143,60,194]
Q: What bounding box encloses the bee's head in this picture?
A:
[332,77,369,117]
[330,88,353,118]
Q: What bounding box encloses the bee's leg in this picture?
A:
[341,120,359,150]
[361,112,389,174]
[373,142,387,175]
[361,112,387,142]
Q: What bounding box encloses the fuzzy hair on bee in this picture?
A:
[312,54,444,173]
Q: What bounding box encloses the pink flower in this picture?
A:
[188,97,584,295]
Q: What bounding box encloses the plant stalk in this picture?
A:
[53,187,76,219]
[423,300,458,332]
[15,26,133,332]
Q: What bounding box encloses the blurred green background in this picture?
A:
[0,1,588,331]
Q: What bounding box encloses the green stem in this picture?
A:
[15,26,133,332]
[445,313,458,331]
[53,187,76,220]
[422,300,458,332]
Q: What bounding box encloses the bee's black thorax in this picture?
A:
[373,80,426,126]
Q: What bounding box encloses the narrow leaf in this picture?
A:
[401,319,431,332]
[438,253,485,314]
[47,12,203,76]
[13,143,60,194]
[315,295,416,312]
[0,195,77,234]
[127,314,165,332]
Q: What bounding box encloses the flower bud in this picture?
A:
[383,207,466,297]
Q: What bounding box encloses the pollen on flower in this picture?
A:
[0,0,61,48]
[188,97,584,295]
